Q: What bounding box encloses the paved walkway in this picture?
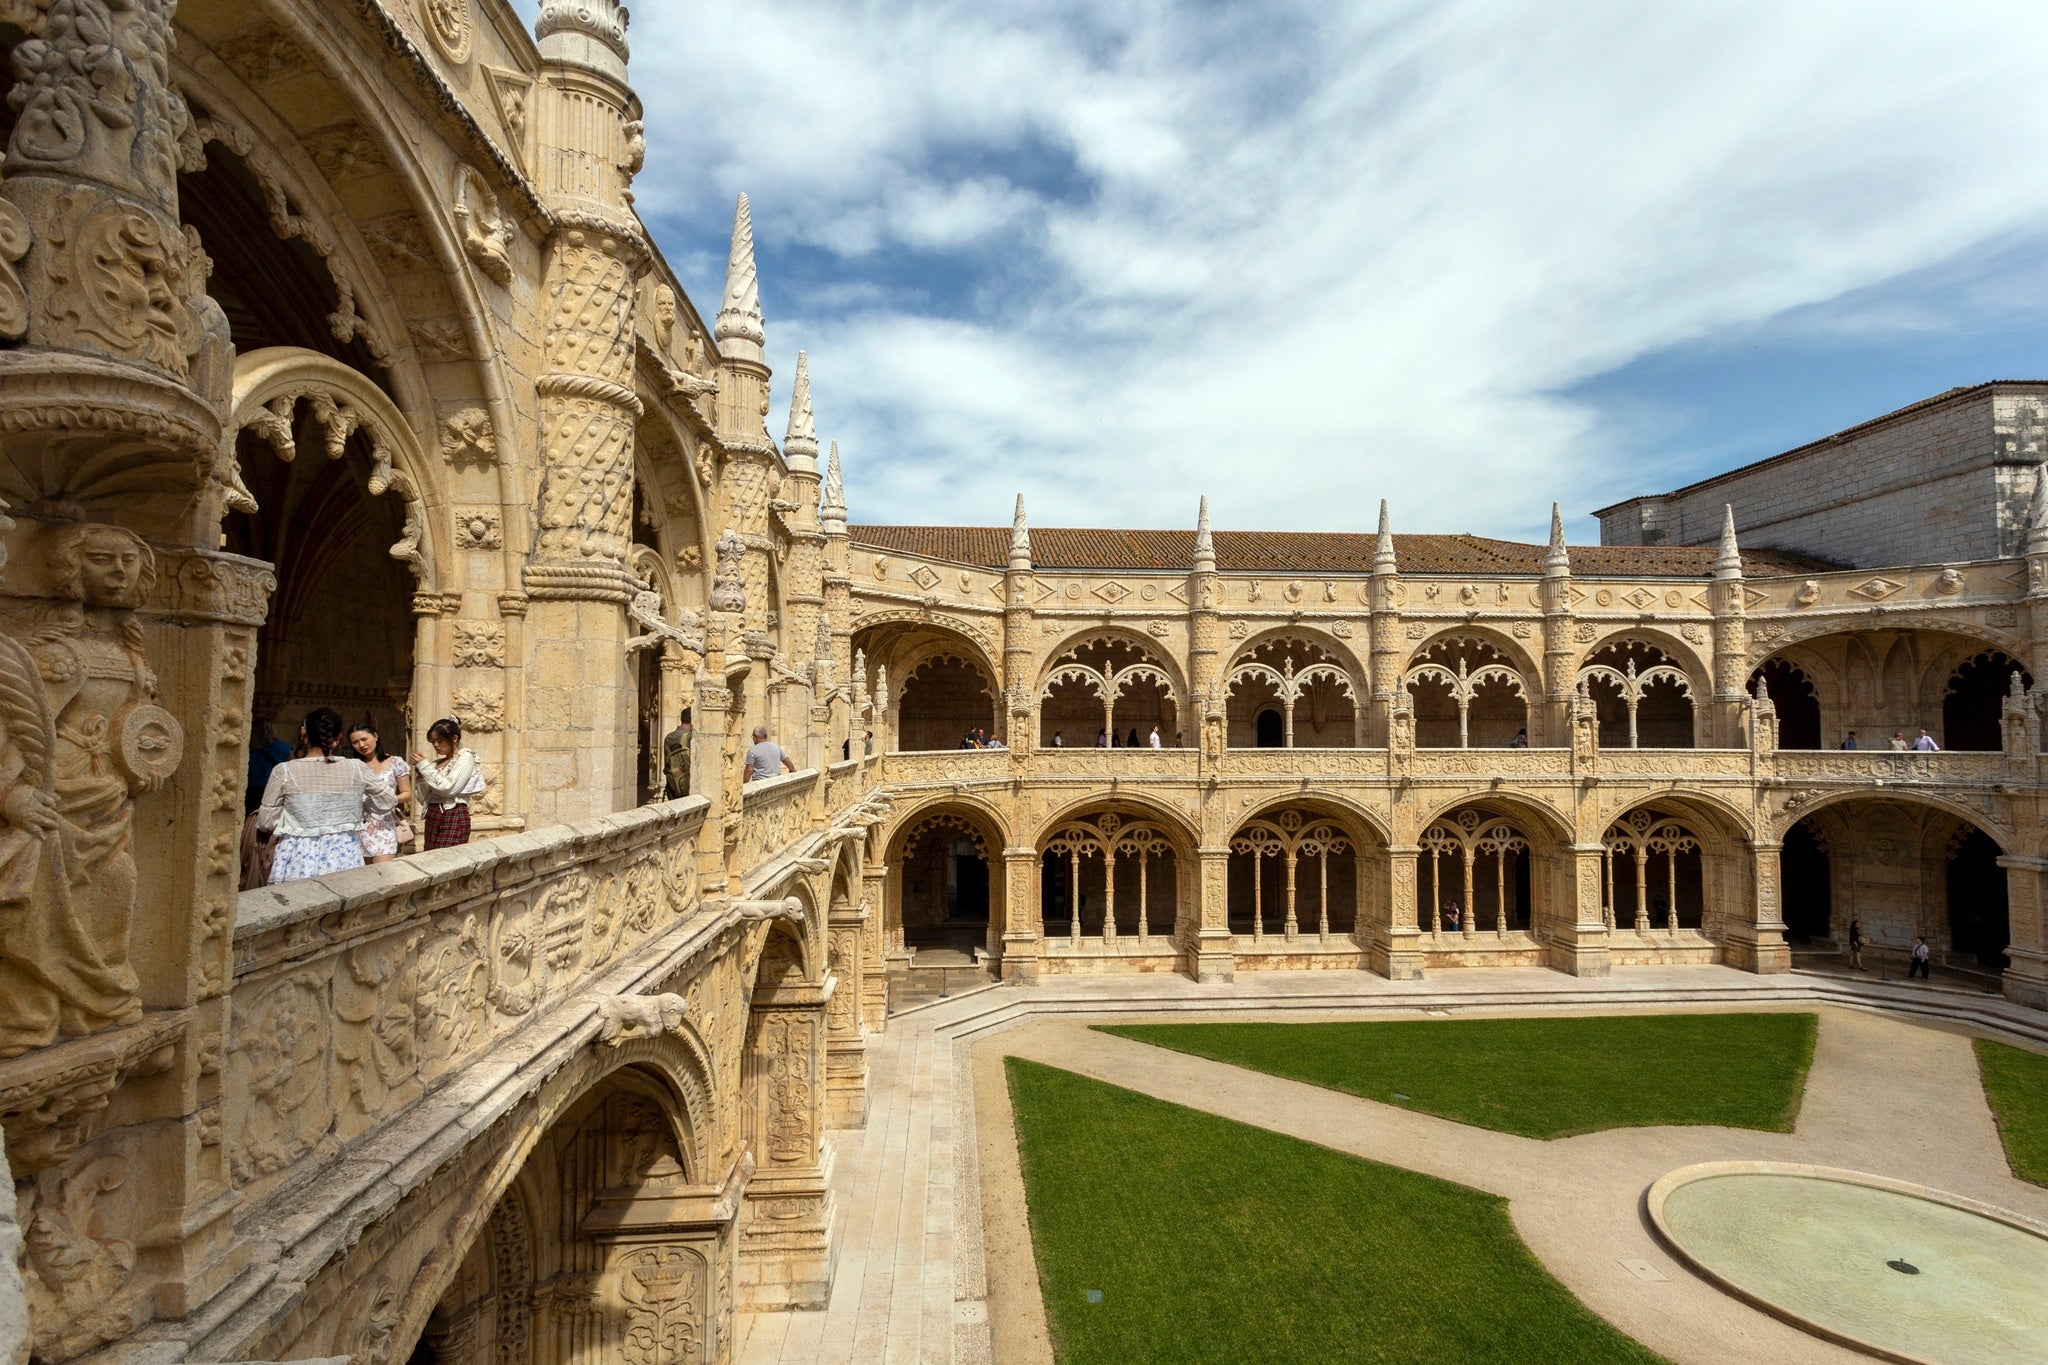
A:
[738,966,2048,1364]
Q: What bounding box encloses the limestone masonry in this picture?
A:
[0,3,2043,1364]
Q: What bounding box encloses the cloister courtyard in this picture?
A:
[735,967,2048,1365]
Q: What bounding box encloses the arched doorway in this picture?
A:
[1946,828,2010,968]
[898,654,998,750]
[1750,658,1822,750]
[1943,651,2030,752]
[884,805,1008,959]
[1780,819,1831,941]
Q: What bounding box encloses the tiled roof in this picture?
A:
[848,525,1829,578]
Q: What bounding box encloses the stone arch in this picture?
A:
[1227,799,1380,940]
[175,20,527,513]
[223,346,446,756]
[1781,794,2012,969]
[1222,632,1361,748]
[882,800,1009,956]
[1032,791,1202,855]
[1594,794,1752,939]
[1225,625,1367,682]
[629,385,713,610]
[1414,799,1547,940]
[1577,637,1696,748]
[1236,790,1394,848]
[351,1040,723,1365]
[1037,801,1190,945]
[1937,648,2031,752]
[1570,625,1712,688]
[854,616,1004,749]
[1403,635,1532,749]
[1405,623,1542,681]
[1037,630,1183,749]
[1749,656,1823,750]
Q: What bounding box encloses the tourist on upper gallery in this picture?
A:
[349,717,413,864]
[413,718,483,849]
[255,707,396,884]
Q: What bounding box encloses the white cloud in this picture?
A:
[581,0,2048,538]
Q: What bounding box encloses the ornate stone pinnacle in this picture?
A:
[1715,503,1742,579]
[715,193,764,359]
[1193,496,1214,573]
[1545,502,1569,576]
[784,350,817,471]
[1010,494,1031,571]
[821,441,847,533]
[1374,499,1397,574]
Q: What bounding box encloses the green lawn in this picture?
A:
[1006,1057,1664,1365]
[1097,1012,1816,1139]
[1976,1038,2048,1186]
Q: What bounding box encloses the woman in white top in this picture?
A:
[412,716,482,849]
[347,716,412,862]
[256,707,396,884]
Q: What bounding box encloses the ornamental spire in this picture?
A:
[1714,503,1743,579]
[1193,496,1214,573]
[1544,502,1569,576]
[783,349,817,472]
[1373,499,1397,574]
[1009,494,1032,571]
[715,193,764,361]
[820,441,846,534]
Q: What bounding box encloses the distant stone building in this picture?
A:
[1595,382,2048,568]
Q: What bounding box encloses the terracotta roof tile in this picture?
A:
[848,525,1827,578]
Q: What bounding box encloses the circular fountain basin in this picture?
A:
[1647,1162,2048,1365]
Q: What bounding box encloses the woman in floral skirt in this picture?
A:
[347,715,412,863]
[255,707,396,883]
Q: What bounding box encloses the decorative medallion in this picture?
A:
[1093,581,1131,605]
[422,0,473,63]
[908,564,940,592]
[1849,576,1904,602]
[1623,586,1658,610]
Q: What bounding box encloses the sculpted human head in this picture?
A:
[49,523,155,607]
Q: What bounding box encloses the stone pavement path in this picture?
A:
[740,967,2048,1365]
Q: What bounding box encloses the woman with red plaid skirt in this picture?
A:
[411,717,481,849]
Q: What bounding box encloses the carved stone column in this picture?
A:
[820,445,854,762]
[1367,501,1401,748]
[1997,854,2048,1008]
[858,857,889,1033]
[1003,496,1036,749]
[1539,505,1574,748]
[0,3,260,1351]
[693,613,737,896]
[1546,843,1613,977]
[1708,506,1749,749]
[1727,838,1792,974]
[1191,845,1234,982]
[1000,845,1043,984]
[823,896,869,1129]
[1186,497,1221,758]
[525,2,649,822]
[1373,845,1426,980]
[737,986,835,1310]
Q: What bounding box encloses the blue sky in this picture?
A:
[516,1,2048,542]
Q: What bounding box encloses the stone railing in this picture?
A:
[878,749,1017,785]
[733,768,821,876]
[229,797,709,1205]
[1770,750,2017,785]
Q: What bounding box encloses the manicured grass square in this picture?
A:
[1097,1012,1816,1139]
[1975,1038,2048,1186]
[1006,1057,1663,1364]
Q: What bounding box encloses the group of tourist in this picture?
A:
[1840,728,1941,751]
[242,707,484,888]
[958,727,1008,750]
[1045,725,1178,748]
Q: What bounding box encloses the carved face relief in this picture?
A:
[77,529,147,607]
[49,196,196,375]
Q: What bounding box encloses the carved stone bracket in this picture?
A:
[0,1013,184,1174]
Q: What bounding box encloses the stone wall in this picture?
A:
[1596,385,2048,569]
